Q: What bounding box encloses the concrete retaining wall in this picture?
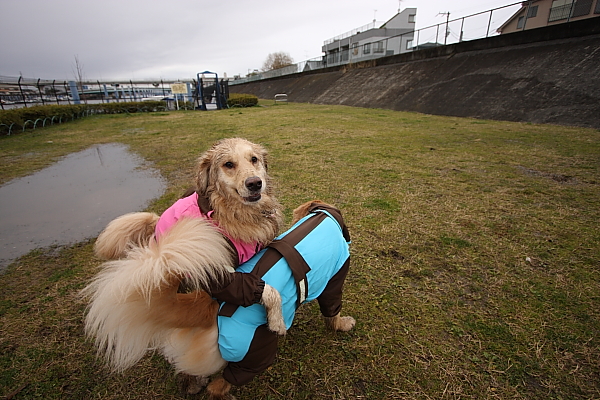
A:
[231,18,600,129]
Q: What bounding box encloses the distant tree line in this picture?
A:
[262,52,294,72]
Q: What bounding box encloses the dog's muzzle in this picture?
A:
[243,176,263,202]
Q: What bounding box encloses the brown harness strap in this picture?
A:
[268,240,311,279]
[218,211,329,316]
[306,203,350,242]
[219,302,241,317]
[268,239,311,306]
[252,211,327,278]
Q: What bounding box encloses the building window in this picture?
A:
[517,16,525,29]
[352,43,358,55]
[341,49,349,62]
[408,14,416,23]
[374,41,385,53]
[596,0,600,13]
[407,39,413,50]
[327,51,339,64]
[549,0,573,21]
[527,5,538,17]
[572,0,593,17]
[363,43,371,54]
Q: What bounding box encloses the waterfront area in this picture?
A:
[0,143,165,269]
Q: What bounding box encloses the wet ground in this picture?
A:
[0,143,165,270]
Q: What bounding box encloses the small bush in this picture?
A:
[0,101,167,134]
[227,93,258,108]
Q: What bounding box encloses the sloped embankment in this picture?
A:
[232,18,600,129]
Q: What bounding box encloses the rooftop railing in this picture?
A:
[323,20,385,45]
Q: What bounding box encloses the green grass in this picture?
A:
[1,102,599,399]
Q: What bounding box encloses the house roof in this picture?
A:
[379,7,417,29]
[379,12,400,28]
[497,1,541,32]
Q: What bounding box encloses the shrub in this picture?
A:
[0,101,168,135]
[227,93,258,108]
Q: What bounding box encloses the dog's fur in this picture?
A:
[83,200,354,399]
[82,139,353,399]
[84,138,285,367]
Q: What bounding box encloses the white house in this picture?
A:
[322,8,417,66]
[497,0,600,34]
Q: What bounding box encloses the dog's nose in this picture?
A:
[245,176,263,192]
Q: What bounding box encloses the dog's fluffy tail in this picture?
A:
[94,212,159,260]
[81,217,233,372]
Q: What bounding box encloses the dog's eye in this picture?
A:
[224,161,235,169]
[251,156,258,164]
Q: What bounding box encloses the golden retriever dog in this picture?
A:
[93,138,283,262]
[83,199,355,400]
[83,138,286,378]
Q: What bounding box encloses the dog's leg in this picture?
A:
[260,284,287,335]
[207,377,236,400]
[324,313,356,332]
[177,373,209,395]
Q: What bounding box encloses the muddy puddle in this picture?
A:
[0,143,166,270]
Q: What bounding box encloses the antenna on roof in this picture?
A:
[437,12,451,45]
[373,9,377,23]
[398,0,403,12]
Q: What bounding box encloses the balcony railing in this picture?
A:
[549,4,573,21]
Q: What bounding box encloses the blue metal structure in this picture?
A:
[195,71,228,110]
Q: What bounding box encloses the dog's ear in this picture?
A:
[196,149,213,198]
[253,143,269,171]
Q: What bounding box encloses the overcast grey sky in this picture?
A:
[1,0,519,82]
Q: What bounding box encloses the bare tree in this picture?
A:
[261,52,294,72]
[72,55,87,104]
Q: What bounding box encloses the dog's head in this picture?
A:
[196,138,271,206]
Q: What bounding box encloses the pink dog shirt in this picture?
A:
[155,192,261,265]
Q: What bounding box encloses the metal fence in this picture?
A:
[0,76,184,110]
[1,76,73,109]
[230,2,522,85]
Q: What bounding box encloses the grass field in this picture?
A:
[1,102,599,399]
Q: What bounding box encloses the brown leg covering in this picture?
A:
[222,324,279,386]
[317,258,350,317]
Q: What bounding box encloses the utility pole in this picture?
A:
[566,0,575,22]
[523,0,532,30]
[438,12,451,45]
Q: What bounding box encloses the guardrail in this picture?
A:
[0,76,183,111]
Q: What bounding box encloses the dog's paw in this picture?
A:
[261,284,287,335]
[268,316,287,336]
[337,315,356,331]
[324,314,356,332]
[207,377,236,400]
[177,373,209,395]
